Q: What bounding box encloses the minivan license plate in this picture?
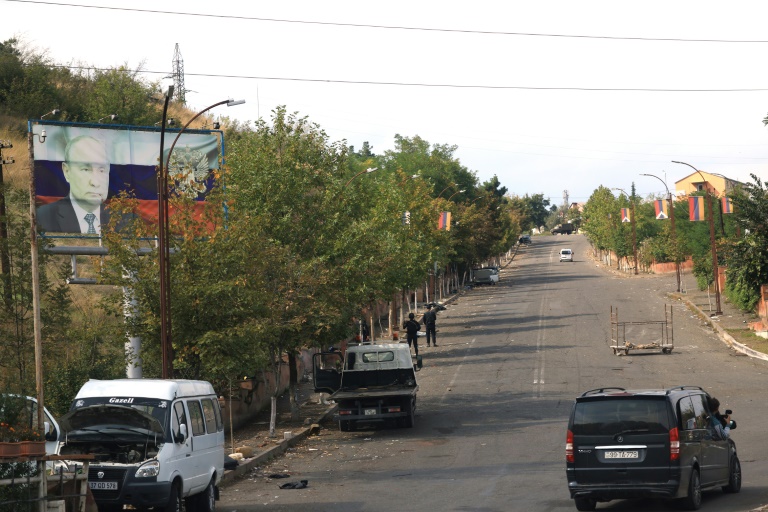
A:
[364,408,377,415]
[604,450,638,459]
[90,481,118,490]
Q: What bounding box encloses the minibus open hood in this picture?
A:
[60,404,164,436]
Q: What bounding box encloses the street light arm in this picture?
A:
[437,183,457,199]
[166,99,244,171]
[640,173,670,196]
[344,167,377,188]
[671,160,709,193]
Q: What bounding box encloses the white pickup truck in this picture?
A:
[313,343,421,431]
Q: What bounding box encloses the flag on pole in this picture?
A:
[689,196,705,221]
[654,199,669,220]
[621,208,631,223]
[438,211,452,231]
[722,196,733,214]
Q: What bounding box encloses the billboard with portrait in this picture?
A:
[30,121,222,235]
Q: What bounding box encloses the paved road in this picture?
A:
[219,235,768,511]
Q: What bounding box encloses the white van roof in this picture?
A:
[75,379,216,401]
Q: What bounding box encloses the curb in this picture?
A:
[220,403,338,485]
[669,293,768,363]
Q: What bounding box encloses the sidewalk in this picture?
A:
[671,269,768,363]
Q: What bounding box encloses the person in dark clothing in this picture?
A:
[423,304,438,347]
[403,312,421,355]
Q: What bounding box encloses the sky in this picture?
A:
[5,0,768,206]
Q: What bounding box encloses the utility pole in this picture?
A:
[0,140,13,308]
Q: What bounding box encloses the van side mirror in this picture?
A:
[176,424,187,443]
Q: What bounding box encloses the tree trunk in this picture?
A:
[288,351,299,421]
[269,395,277,438]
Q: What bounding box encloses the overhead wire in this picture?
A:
[6,0,768,43]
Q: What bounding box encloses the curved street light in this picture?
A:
[398,173,420,186]
[437,183,458,199]
[611,187,639,276]
[447,189,466,201]
[641,173,680,292]
[158,89,245,378]
[671,160,722,316]
[344,167,378,188]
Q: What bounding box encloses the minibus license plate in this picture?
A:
[90,481,118,490]
[604,450,638,459]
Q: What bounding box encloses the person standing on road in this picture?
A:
[403,312,421,356]
[423,304,438,347]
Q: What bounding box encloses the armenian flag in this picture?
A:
[722,196,733,214]
[438,211,452,231]
[654,199,669,220]
[621,208,631,223]
[689,196,705,221]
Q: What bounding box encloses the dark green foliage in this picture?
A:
[0,462,37,512]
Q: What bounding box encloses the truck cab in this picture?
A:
[313,343,420,431]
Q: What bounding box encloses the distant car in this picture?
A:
[472,268,496,286]
[566,386,741,511]
[519,235,532,245]
[559,248,573,262]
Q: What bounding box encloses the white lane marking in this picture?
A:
[440,338,476,405]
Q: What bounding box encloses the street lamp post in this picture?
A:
[158,90,245,378]
[671,160,722,316]
[447,189,466,201]
[641,173,681,292]
[612,187,638,275]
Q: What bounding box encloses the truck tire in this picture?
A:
[339,420,351,432]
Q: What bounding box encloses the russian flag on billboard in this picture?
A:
[689,196,705,221]
[654,199,669,220]
[438,211,452,231]
[722,196,733,214]
[621,208,631,223]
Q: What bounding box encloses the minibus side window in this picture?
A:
[187,400,206,436]
[201,399,217,434]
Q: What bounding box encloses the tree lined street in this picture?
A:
[220,235,767,512]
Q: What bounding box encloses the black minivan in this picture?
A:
[565,386,741,511]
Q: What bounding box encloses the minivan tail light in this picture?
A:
[566,429,574,463]
[669,427,680,461]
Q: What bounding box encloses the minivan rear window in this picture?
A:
[572,399,668,435]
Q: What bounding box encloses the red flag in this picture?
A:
[689,196,705,221]
[438,211,452,231]
[721,196,733,214]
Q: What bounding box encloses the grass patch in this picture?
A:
[725,328,768,354]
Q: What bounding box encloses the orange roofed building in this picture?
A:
[674,171,742,198]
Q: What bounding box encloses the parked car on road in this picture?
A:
[519,235,532,245]
[473,268,497,286]
[566,386,741,511]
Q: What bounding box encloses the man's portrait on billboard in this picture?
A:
[36,135,111,234]
[32,123,222,236]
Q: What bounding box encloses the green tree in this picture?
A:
[722,174,768,310]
